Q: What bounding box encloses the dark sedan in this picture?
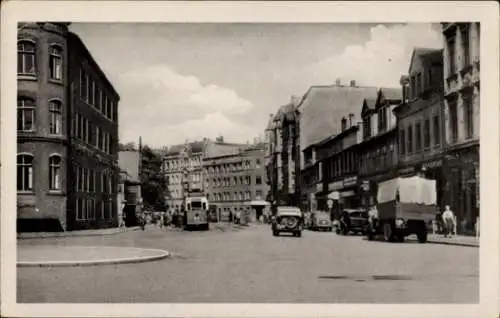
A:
[337,209,369,235]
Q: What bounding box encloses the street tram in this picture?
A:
[184,191,210,231]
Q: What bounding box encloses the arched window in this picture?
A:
[17,154,33,191]
[49,100,62,135]
[49,155,62,190]
[17,97,36,131]
[18,41,36,75]
[49,45,62,80]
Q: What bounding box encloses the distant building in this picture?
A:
[298,82,378,211]
[441,23,480,233]
[118,149,141,226]
[17,23,120,232]
[358,88,401,208]
[394,48,445,209]
[203,141,268,222]
[265,97,301,207]
[315,113,364,212]
[162,140,207,212]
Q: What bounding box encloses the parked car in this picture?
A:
[337,208,369,235]
[272,206,304,237]
[310,210,332,231]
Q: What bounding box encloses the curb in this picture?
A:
[426,240,479,248]
[17,247,170,268]
[17,227,140,240]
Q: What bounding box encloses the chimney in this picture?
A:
[341,117,347,131]
[348,113,355,127]
[335,78,341,86]
[350,80,356,87]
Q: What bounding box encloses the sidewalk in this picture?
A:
[17,226,140,240]
[425,234,479,247]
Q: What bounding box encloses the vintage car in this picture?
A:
[272,206,303,237]
[337,208,369,235]
[310,210,332,231]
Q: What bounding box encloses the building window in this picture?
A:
[49,100,62,135]
[447,36,456,74]
[407,125,413,154]
[399,129,406,155]
[256,176,262,185]
[89,80,95,106]
[464,94,474,138]
[449,101,458,142]
[410,76,416,99]
[363,116,371,139]
[49,155,62,190]
[427,69,433,88]
[17,154,34,191]
[255,190,262,200]
[80,68,89,103]
[416,73,422,96]
[99,89,105,113]
[460,24,470,67]
[424,119,431,148]
[415,122,422,151]
[17,98,36,131]
[17,41,36,75]
[256,159,261,168]
[49,45,62,81]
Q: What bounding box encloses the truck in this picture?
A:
[184,191,210,231]
[366,176,437,243]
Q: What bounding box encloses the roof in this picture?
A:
[165,140,207,156]
[275,103,298,123]
[363,97,377,110]
[67,32,120,100]
[298,85,378,150]
[203,140,247,159]
[378,87,402,102]
[408,47,443,74]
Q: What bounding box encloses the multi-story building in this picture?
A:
[17,22,120,232]
[118,148,141,226]
[315,114,364,212]
[162,139,207,212]
[298,80,378,211]
[441,23,480,233]
[394,48,446,208]
[358,88,401,208]
[203,141,268,222]
[265,97,301,207]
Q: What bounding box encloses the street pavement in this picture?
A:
[17,223,478,303]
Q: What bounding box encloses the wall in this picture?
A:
[17,23,70,230]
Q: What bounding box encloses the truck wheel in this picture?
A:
[273,230,278,236]
[296,231,302,238]
[383,223,395,242]
[417,230,428,243]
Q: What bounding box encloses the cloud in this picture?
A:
[116,65,255,146]
[309,23,443,88]
[121,112,261,147]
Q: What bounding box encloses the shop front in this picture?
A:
[443,144,479,235]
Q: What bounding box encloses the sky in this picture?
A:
[69,23,443,148]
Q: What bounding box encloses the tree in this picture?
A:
[139,145,167,211]
[119,142,137,151]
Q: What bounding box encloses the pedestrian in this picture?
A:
[441,205,456,238]
[159,212,165,231]
[228,211,233,224]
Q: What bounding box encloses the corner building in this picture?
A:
[17,23,120,232]
[441,23,480,233]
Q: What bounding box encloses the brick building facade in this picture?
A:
[17,23,120,232]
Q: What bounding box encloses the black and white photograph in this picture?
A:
[1,2,499,318]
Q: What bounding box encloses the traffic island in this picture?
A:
[17,246,170,267]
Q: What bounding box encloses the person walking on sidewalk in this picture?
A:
[442,205,456,238]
